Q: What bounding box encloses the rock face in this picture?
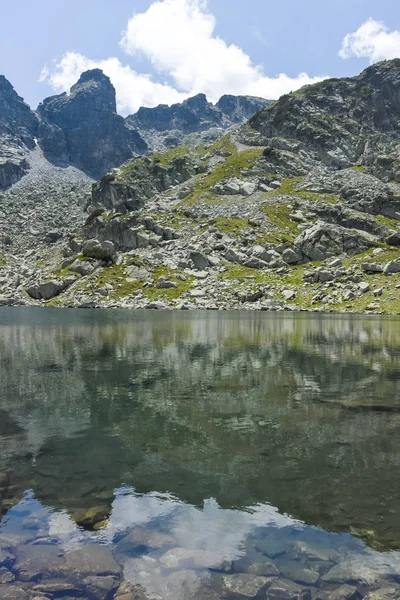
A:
[36,69,148,178]
[249,59,400,178]
[0,75,38,189]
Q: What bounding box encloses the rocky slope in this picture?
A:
[1,60,400,313]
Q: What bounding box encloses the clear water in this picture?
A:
[0,308,400,599]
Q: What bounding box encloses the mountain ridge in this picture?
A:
[0,59,400,314]
[0,70,271,187]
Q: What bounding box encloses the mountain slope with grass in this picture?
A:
[1,60,400,312]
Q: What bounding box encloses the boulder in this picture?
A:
[362,262,384,273]
[26,279,73,300]
[189,250,211,270]
[157,277,177,289]
[69,259,95,276]
[222,573,271,597]
[383,260,400,274]
[82,239,116,262]
[295,222,377,261]
[282,247,303,264]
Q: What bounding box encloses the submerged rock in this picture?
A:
[222,573,271,597]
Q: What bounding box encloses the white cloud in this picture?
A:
[40,0,327,115]
[39,53,186,115]
[339,18,400,63]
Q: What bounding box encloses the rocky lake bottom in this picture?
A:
[0,308,399,600]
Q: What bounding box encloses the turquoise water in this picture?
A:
[0,308,400,599]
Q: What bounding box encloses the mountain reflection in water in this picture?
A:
[0,308,400,599]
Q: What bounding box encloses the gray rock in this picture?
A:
[248,562,280,576]
[325,584,361,600]
[222,573,271,597]
[83,575,119,600]
[157,277,177,289]
[321,561,380,585]
[69,259,94,276]
[295,222,377,262]
[65,545,121,578]
[278,561,319,585]
[266,579,311,600]
[359,281,370,293]
[27,279,72,300]
[14,544,68,581]
[386,233,400,246]
[363,589,400,600]
[189,250,211,270]
[256,538,289,558]
[0,566,15,582]
[362,263,384,273]
[243,257,269,269]
[383,260,400,274]
[82,239,116,261]
[283,248,303,264]
[225,248,245,264]
[282,289,296,301]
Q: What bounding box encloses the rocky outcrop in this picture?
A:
[294,222,378,261]
[91,152,205,210]
[36,69,148,178]
[248,59,400,176]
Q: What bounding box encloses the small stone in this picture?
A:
[83,575,119,600]
[359,281,370,293]
[157,277,177,289]
[282,289,296,301]
[373,287,383,297]
[256,538,289,558]
[326,584,361,600]
[279,561,319,585]
[248,562,280,577]
[0,566,15,582]
[266,579,311,600]
[222,573,271,597]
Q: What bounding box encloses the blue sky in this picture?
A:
[1,0,399,115]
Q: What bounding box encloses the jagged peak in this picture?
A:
[70,69,115,96]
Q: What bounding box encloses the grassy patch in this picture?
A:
[351,165,366,173]
[0,253,7,267]
[182,144,264,206]
[214,217,251,236]
[143,267,194,301]
[152,145,190,166]
[262,176,338,205]
[218,262,322,309]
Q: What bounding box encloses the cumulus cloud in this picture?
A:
[40,0,327,115]
[339,18,400,63]
[39,53,186,115]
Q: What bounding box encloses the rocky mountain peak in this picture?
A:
[68,68,117,113]
[36,69,147,178]
[0,75,38,136]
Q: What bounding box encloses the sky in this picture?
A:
[1,0,400,116]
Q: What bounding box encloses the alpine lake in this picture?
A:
[0,307,400,600]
